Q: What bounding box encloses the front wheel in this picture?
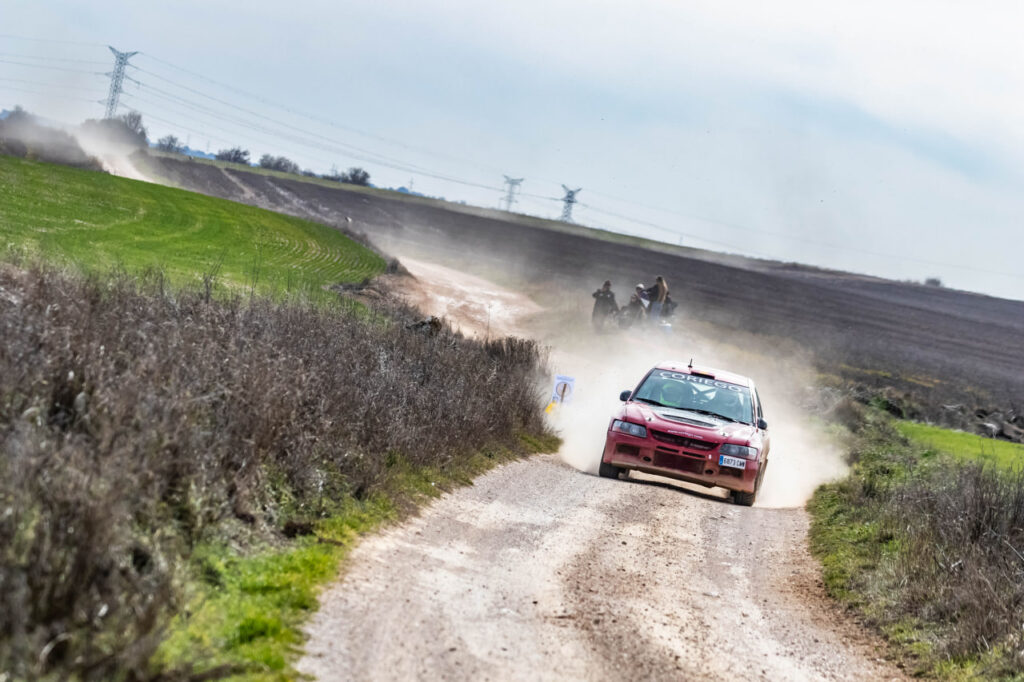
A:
[734,461,766,506]
[598,461,623,479]
[733,489,756,506]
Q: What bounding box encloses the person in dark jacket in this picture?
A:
[591,280,619,329]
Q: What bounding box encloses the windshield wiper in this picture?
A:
[634,397,669,408]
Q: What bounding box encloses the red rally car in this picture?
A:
[599,361,770,506]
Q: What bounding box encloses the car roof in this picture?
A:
[652,360,754,388]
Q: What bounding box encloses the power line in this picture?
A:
[0,34,105,48]
[0,84,96,103]
[0,52,109,65]
[121,69,505,192]
[0,77,102,93]
[135,52,516,179]
[0,58,104,75]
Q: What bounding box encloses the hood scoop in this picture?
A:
[656,410,721,427]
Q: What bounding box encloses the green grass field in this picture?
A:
[0,155,385,298]
[896,420,1024,471]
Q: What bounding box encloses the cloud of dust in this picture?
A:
[75,127,150,182]
[539,309,847,508]
[372,230,849,509]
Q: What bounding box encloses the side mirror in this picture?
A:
[619,390,632,402]
[757,418,768,430]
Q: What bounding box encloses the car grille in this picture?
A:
[653,450,705,475]
[650,430,716,451]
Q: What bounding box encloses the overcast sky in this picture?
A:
[2,1,1023,299]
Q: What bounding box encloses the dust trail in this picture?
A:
[530,306,846,508]
[385,252,845,508]
[398,257,542,339]
[75,128,150,181]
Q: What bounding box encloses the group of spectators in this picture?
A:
[591,277,676,330]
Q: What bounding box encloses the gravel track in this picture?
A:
[298,456,905,681]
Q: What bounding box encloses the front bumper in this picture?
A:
[602,430,760,493]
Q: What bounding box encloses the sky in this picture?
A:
[2,0,1023,299]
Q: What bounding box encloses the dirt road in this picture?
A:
[297,258,904,680]
[298,455,902,681]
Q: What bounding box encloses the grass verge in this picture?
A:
[809,410,1024,679]
[156,436,559,680]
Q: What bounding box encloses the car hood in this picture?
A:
[625,403,757,442]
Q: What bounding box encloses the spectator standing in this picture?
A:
[591,280,619,329]
[649,276,669,321]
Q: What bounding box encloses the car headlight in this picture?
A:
[611,419,648,438]
[720,443,758,459]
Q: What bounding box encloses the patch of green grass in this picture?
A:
[807,419,937,674]
[156,497,391,681]
[156,433,559,680]
[807,483,885,603]
[809,413,1024,679]
[895,420,1024,471]
[0,155,385,301]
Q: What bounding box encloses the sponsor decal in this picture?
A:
[657,371,744,392]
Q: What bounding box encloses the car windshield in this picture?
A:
[633,371,753,425]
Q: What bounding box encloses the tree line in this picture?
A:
[153,128,371,185]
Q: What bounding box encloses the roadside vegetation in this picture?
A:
[0,157,555,679]
[0,262,554,680]
[809,403,1024,679]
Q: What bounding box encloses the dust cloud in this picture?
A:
[75,129,150,182]
[538,312,847,509]
[402,254,846,509]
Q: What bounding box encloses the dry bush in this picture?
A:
[829,414,1024,676]
[0,264,550,679]
[886,464,1024,674]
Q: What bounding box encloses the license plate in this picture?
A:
[719,455,746,470]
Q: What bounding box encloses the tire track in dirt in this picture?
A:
[298,457,906,681]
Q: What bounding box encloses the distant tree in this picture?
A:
[4,105,33,125]
[258,153,300,174]
[301,169,318,177]
[924,277,943,288]
[78,112,147,149]
[118,111,147,144]
[338,167,370,186]
[215,147,250,164]
[156,134,183,153]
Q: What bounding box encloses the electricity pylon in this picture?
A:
[560,185,582,222]
[501,175,524,211]
[103,46,138,119]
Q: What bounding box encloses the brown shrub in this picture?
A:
[885,464,1024,675]
[0,265,550,678]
